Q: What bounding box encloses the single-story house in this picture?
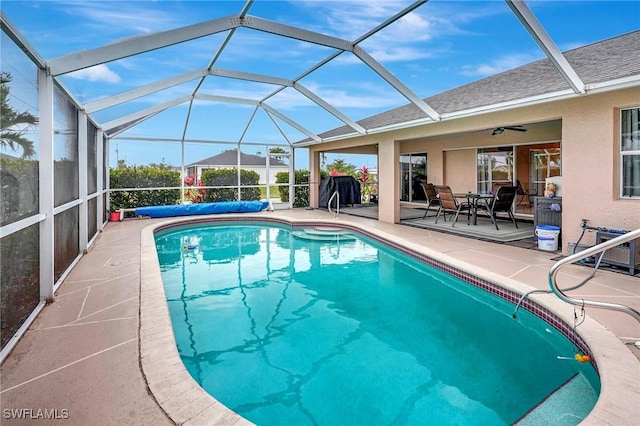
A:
[186,149,290,185]
[304,30,640,253]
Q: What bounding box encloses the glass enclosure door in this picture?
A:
[268,148,290,205]
[477,147,513,193]
[399,153,427,202]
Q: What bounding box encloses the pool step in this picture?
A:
[292,227,357,241]
[515,372,597,425]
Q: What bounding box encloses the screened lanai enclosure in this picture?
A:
[2,0,640,361]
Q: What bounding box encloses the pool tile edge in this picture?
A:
[140,219,254,426]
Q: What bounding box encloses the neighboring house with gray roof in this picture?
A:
[186,149,289,185]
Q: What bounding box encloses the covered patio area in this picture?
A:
[339,204,537,245]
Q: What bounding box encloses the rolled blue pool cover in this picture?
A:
[135,201,270,218]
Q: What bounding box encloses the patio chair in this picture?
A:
[434,185,472,227]
[420,182,441,218]
[516,179,537,206]
[477,185,519,230]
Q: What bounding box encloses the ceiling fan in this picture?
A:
[492,125,527,135]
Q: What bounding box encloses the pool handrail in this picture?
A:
[514,246,608,318]
[548,227,640,322]
[328,191,340,219]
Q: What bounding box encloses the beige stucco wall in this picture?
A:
[308,87,640,254]
[560,91,640,249]
[443,149,476,192]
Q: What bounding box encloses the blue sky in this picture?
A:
[2,0,639,168]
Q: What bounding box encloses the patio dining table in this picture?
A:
[454,192,494,225]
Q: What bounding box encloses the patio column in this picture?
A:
[378,139,400,224]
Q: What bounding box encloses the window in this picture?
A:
[620,107,640,198]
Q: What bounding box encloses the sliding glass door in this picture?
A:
[477,147,513,193]
[399,153,427,202]
[530,147,561,195]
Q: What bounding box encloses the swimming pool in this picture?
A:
[154,221,599,425]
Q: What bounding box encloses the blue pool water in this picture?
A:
[155,223,599,425]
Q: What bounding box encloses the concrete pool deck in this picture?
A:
[1,209,638,425]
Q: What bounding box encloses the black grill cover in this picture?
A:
[319,176,361,208]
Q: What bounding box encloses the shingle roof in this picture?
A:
[312,30,640,141]
[187,149,288,167]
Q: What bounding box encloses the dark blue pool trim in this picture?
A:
[154,216,596,372]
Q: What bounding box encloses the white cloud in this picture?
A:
[287,80,403,109]
[293,0,504,67]
[56,1,181,34]
[68,64,121,83]
[367,46,437,62]
[195,78,402,111]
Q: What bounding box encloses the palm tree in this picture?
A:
[1,72,37,158]
[269,146,287,161]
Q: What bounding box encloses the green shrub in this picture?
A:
[275,170,310,208]
[108,165,265,209]
[201,168,261,202]
[109,165,180,209]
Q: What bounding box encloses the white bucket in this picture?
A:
[536,225,560,251]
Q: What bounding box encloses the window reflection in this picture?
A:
[54,206,79,282]
[53,85,79,207]
[0,224,40,348]
[0,39,40,226]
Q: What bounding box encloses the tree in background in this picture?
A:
[0,72,37,158]
[325,158,356,176]
[148,158,175,170]
[268,147,288,161]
